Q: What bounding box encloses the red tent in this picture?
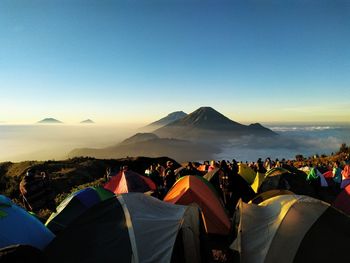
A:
[104,170,156,194]
[333,184,350,215]
[323,170,333,179]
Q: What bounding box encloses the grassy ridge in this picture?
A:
[0,156,178,219]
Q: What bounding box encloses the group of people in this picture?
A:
[19,169,55,213]
[18,154,350,216]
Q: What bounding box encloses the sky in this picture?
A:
[0,0,349,124]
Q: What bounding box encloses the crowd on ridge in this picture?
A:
[18,152,350,218]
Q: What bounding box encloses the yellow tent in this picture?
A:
[238,163,256,184]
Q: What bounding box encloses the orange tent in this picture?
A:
[164,176,231,236]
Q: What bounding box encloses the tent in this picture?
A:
[333,184,350,215]
[265,167,291,177]
[250,189,294,204]
[251,172,265,193]
[231,194,350,263]
[45,186,115,234]
[0,244,47,263]
[45,193,203,263]
[203,168,222,192]
[258,168,316,197]
[164,175,231,236]
[0,195,55,250]
[238,163,256,184]
[203,168,255,206]
[104,170,156,194]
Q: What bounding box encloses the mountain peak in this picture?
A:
[81,119,95,124]
[169,106,240,128]
[38,118,62,124]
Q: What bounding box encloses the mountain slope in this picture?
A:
[69,135,219,162]
[143,111,187,130]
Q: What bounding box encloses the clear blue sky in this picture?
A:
[1,0,349,124]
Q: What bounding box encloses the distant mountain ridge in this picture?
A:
[38,118,62,124]
[154,107,276,140]
[143,111,187,130]
[69,106,277,161]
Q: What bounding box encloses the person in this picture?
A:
[208,160,218,172]
[19,169,55,213]
[163,161,176,193]
[184,162,202,177]
[104,167,112,182]
[256,158,266,174]
[147,164,163,197]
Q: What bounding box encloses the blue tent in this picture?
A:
[0,195,55,250]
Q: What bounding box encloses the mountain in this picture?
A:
[143,111,187,131]
[38,118,62,124]
[80,119,95,124]
[154,107,276,140]
[69,133,219,162]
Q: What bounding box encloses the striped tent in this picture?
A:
[164,175,231,236]
[104,170,156,194]
[231,194,350,263]
[45,186,115,234]
[0,195,54,250]
[45,193,203,263]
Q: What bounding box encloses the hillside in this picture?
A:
[69,135,220,162]
[0,156,179,202]
[154,107,276,140]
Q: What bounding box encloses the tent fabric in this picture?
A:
[0,195,55,250]
[45,197,133,263]
[332,184,350,215]
[104,170,156,194]
[45,187,114,233]
[119,193,201,263]
[203,168,221,182]
[258,170,316,197]
[250,189,294,204]
[251,172,265,193]
[238,164,256,184]
[45,194,202,263]
[0,244,47,263]
[231,194,350,263]
[265,167,291,177]
[164,175,231,236]
[322,170,333,179]
[306,168,322,181]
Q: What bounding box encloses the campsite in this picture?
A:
[1,0,349,262]
[1,146,350,262]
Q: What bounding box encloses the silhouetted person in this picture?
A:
[164,161,176,193]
